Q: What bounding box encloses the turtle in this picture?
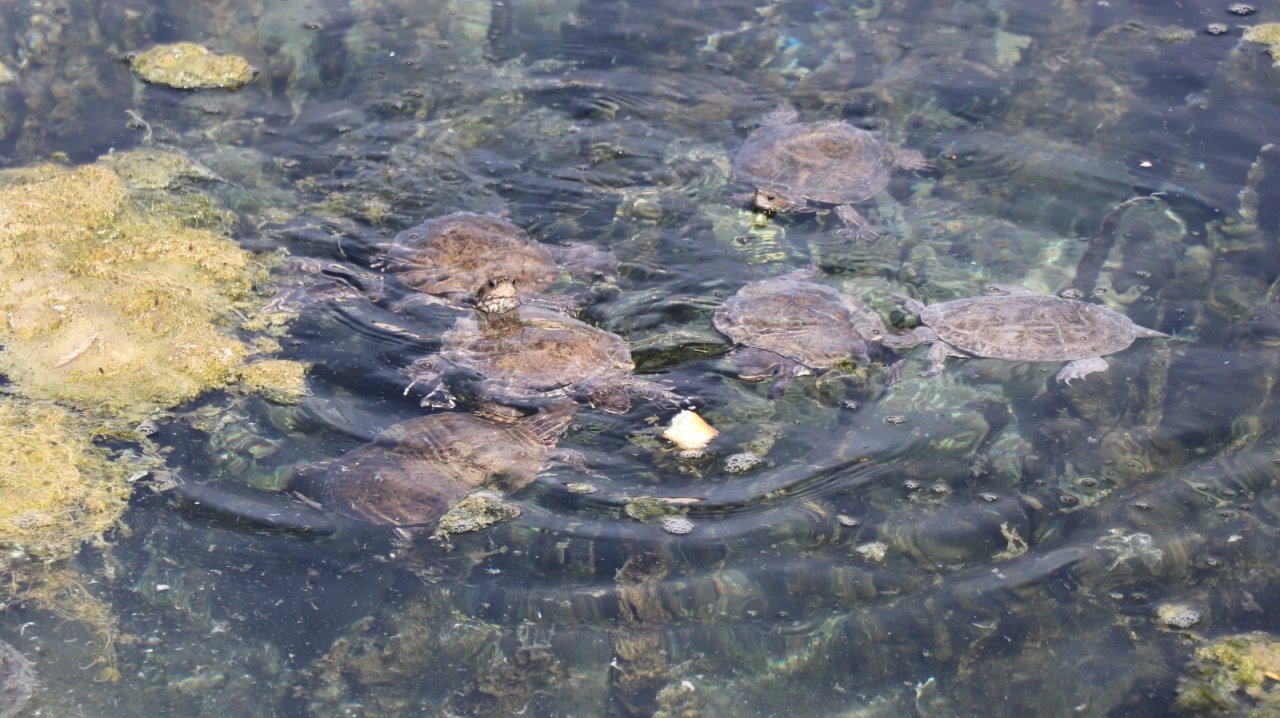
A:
[378,211,616,311]
[320,401,579,539]
[712,267,903,396]
[408,276,681,413]
[881,286,1169,382]
[170,402,581,541]
[731,103,930,242]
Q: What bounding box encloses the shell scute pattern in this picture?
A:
[922,296,1147,362]
[734,121,895,206]
[713,268,899,392]
[325,407,571,531]
[387,212,559,296]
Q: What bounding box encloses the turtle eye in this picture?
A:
[766,194,777,201]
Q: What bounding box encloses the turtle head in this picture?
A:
[475,276,520,315]
[752,187,805,214]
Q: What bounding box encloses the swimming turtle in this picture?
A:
[881,286,1169,382]
[712,267,902,395]
[321,402,578,539]
[408,276,680,413]
[379,211,616,311]
[171,403,579,540]
[732,103,930,242]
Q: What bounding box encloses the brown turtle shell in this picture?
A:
[732,121,896,205]
[712,272,885,369]
[387,212,559,296]
[435,304,636,397]
[324,408,571,528]
[921,294,1152,362]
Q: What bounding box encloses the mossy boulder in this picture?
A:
[1177,632,1280,716]
[130,42,258,90]
[0,156,299,421]
[0,399,137,562]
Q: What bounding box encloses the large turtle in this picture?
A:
[171,403,580,541]
[408,276,680,413]
[732,103,930,242]
[379,211,616,311]
[882,286,1169,382]
[712,267,902,395]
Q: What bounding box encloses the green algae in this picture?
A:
[0,157,295,422]
[129,42,257,90]
[0,399,137,562]
[1177,632,1280,715]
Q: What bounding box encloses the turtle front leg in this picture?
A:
[1056,356,1108,384]
[920,341,953,377]
[834,204,879,242]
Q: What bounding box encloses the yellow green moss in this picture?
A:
[0,158,291,421]
[1177,632,1280,715]
[239,359,311,404]
[130,42,258,90]
[1244,23,1280,65]
[0,399,135,561]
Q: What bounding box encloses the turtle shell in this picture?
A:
[388,212,558,296]
[713,274,884,368]
[324,412,550,528]
[921,295,1146,362]
[440,305,636,398]
[732,121,895,205]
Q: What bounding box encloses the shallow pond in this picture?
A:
[3,0,1280,716]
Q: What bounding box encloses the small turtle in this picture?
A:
[379,211,616,311]
[713,267,902,395]
[732,103,930,242]
[408,277,680,413]
[322,402,578,539]
[882,286,1169,382]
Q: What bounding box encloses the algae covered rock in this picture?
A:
[0,399,137,563]
[129,42,257,90]
[1177,632,1280,716]
[0,156,298,420]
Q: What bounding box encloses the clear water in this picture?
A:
[3,0,1280,715]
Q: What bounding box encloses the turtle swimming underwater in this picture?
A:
[321,402,578,539]
[732,103,930,242]
[882,286,1169,382]
[408,276,680,413]
[170,402,580,540]
[712,267,902,395]
[379,211,616,311]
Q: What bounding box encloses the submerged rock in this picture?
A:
[0,155,296,421]
[129,42,257,90]
[1177,632,1280,715]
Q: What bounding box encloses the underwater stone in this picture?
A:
[1176,632,1280,714]
[659,515,695,535]
[723,451,763,474]
[432,491,521,539]
[1156,603,1203,629]
[1206,23,1230,36]
[1229,4,1257,16]
[130,42,258,90]
[1243,23,1280,64]
[0,158,292,420]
